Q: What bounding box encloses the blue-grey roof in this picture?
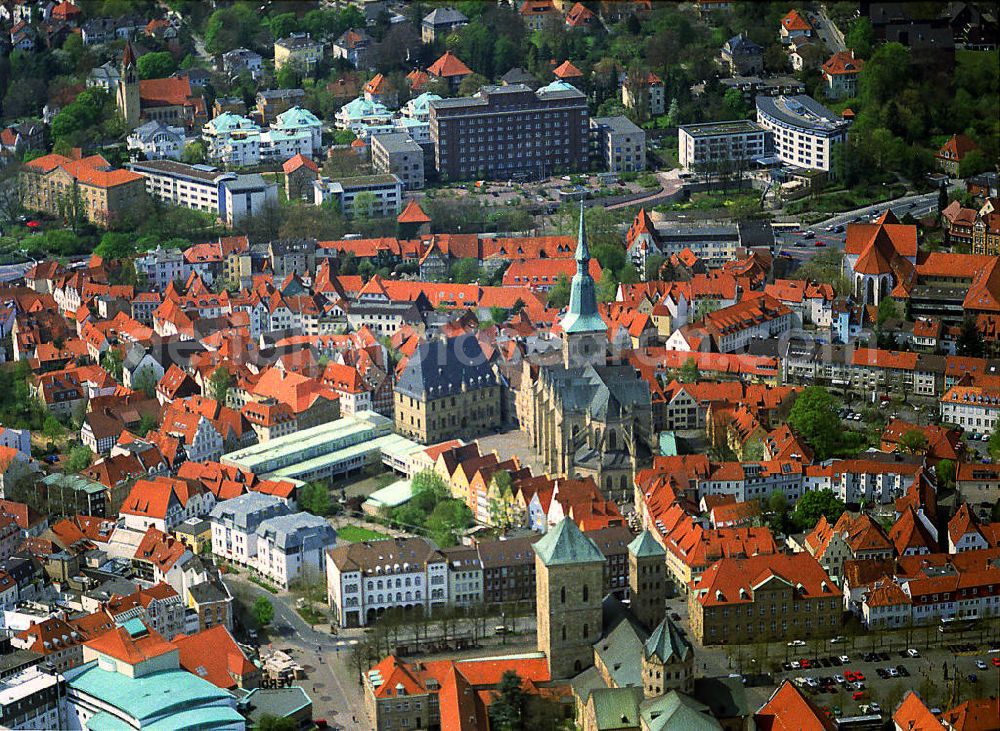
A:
[132,120,184,143]
[209,492,289,532]
[726,33,762,54]
[755,94,848,134]
[255,512,337,551]
[394,334,496,400]
[423,7,468,25]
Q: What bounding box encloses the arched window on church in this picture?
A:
[620,475,628,491]
[606,475,613,491]
[608,429,617,451]
[582,585,589,602]
[560,586,566,604]
[561,625,567,641]
[583,623,589,638]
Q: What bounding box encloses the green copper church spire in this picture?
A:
[560,200,607,334]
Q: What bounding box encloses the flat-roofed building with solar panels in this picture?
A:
[755,94,849,172]
[221,410,421,482]
[678,119,769,171]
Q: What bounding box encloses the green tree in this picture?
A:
[204,4,264,54]
[136,413,158,437]
[300,482,331,517]
[547,274,571,310]
[844,17,875,59]
[678,357,700,384]
[957,315,984,357]
[959,149,989,178]
[858,42,910,109]
[723,87,749,118]
[489,670,528,731]
[267,12,299,40]
[252,597,275,626]
[426,500,473,547]
[43,415,63,440]
[988,430,1000,461]
[352,191,377,220]
[787,386,841,460]
[65,446,93,473]
[458,73,489,96]
[450,257,481,284]
[767,490,789,534]
[899,429,928,454]
[95,232,136,260]
[133,368,158,398]
[137,51,176,80]
[791,489,846,531]
[936,458,955,489]
[181,141,207,165]
[101,349,124,382]
[643,253,665,281]
[209,367,232,405]
[488,470,516,531]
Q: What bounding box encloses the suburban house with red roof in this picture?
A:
[427,51,473,92]
[821,49,864,98]
[779,8,813,43]
[936,133,979,177]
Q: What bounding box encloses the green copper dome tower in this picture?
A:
[560,201,608,368]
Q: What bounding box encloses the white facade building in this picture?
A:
[255,512,337,589]
[326,537,450,628]
[0,666,64,731]
[313,174,403,218]
[755,94,849,172]
[678,119,768,171]
[209,492,290,568]
[126,120,186,161]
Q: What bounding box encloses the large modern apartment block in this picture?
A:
[429,81,589,181]
[678,119,769,171]
[127,160,277,226]
[755,94,850,172]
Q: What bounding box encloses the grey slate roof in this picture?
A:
[594,615,647,688]
[255,512,337,551]
[395,334,496,400]
[210,492,289,532]
[423,7,468,26]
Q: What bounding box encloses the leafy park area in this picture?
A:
[378,471,472,548]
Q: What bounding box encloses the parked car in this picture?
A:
[788,640,807,647]
[976,660,988,670]
[907,648,920,658]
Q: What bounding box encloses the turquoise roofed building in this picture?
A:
[533,516,606,567]
[64,619,247,730]
[538,79,583,95]
[401,92,443,122]
[560,202,608,342]
[272,106,323,154]
[334,96,393,133]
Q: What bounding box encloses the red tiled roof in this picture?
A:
[756,680,835,731]
[552,60,583,78]
[822,50,863,76]
[781,9,813,32]
[428,51,472,78]
[397,199,431,224]
[282,153,319,174]
[85,621,175,666]
[174,625,256,689]
[937,133,978,160]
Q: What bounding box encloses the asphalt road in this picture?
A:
[810,6,847,53]
[774,189,951,265]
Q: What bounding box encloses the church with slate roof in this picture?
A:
[521,205,654,504]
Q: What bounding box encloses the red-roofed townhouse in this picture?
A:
[893,691,946,731]
[621,69,665,115]
[427,51,473,92]
[104,582,185,639]
[121,476,215,533]
[363,653,551,731]
[283,153,320,201]
[565,2,596,29]
[948,503,999,553]
[521,0,560,31]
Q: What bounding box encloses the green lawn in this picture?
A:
[338,525,391,543]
